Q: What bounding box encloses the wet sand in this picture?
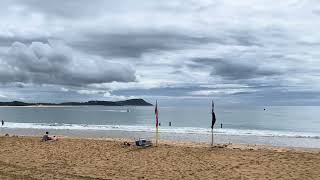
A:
[0,136,319,180]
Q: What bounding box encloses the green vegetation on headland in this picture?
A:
[0,99,153,106]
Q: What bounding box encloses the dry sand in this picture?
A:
[0,136,319,180]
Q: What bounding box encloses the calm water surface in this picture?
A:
[0,106,319,137]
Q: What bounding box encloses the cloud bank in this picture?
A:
[0,41,135,86]
[0,0,320,105]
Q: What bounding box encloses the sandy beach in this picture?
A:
[0,136,319,179]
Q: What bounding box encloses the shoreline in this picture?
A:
[0,136,319,179]
[2,127,320,149]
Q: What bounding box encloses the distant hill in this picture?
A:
[0,99,153,106]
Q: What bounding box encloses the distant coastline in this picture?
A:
[0,99,153,107]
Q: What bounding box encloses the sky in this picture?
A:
[0,0,320,106]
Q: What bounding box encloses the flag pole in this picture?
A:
[155,100,159,146]
[156,123,159,146]
[211,128,214,146]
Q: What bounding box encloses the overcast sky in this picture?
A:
[0,0,320,105]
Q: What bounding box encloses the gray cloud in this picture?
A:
[4,0,107,19]
[0,0,320,105]
[211,61,281,80]
[313,9,320,16]
[0,41,135,86]
[71,31,260,59]
[192,58,282,80]
[0,36,49,47]
[71,33,211,58]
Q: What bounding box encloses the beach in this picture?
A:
[0,136,319,180]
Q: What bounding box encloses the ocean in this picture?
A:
[1,106,320,148]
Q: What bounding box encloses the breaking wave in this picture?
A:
[2,122,320,139]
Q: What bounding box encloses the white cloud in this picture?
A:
[60,87,69,92]
[77,90,105,95]
[189,89,257,96]
[0,94,7,98]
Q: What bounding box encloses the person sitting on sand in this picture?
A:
[42,131,53,142]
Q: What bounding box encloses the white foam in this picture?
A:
[2,122,320,139]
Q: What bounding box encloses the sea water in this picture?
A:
[1,106,320,148]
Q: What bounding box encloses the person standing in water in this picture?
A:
[1,120,4,126]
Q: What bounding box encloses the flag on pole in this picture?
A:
[155,100,159,146]
[155,100,159,127]
[211,100,216,146]
[211,100,216,129]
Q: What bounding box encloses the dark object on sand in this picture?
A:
[42,131,53,142]
[212,144,229,149]
[135,138,152,147]
[123,141,131,147]
[5,133,9,137]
